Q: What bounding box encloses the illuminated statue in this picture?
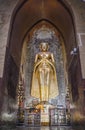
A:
[31,42,59,102]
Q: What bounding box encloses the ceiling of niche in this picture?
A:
[9,0,76,66]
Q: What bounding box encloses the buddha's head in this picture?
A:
[39,42,49,52]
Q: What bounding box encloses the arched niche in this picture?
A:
[19,21,68,107]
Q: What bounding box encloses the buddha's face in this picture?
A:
[40,42,49,52]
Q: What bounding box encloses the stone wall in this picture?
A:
[0,0,18,116]
[65,0,85,78]
[0,0,18,77]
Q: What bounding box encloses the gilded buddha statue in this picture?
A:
[31,42,59,102]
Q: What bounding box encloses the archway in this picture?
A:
[2,0,80,125]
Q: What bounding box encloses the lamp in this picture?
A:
[70,48,77,55]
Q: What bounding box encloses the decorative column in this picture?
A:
[65,87,71,125]
[17,72,25,124]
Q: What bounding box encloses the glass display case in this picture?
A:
[25,108,41,126]
[49,107,66,125]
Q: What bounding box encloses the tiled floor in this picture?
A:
[0,126,85,130]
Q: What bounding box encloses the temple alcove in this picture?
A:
[16,21,70,126]
[1,0,83,126]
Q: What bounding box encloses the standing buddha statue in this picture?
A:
[31,42,59,102]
